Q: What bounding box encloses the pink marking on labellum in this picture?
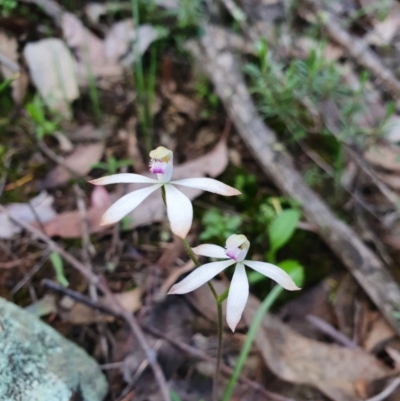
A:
[225,247,241,261]
[149,160,166,174]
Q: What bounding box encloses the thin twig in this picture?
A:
[37,139,82,179]
[74,184,109,359]
[0,205,171,401]
[365,376,400,401]
[306,315,357,349]
[0,52,20,73]
[42,278,119,316]
[11,253,49,294]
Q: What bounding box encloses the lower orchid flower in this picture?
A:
[168,234,300,331]
[89,146,240,238]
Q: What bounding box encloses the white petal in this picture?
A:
[192,244,227,259]
[227,263,249,332]
[171,178,241,196]
[100,184,161,226]
[89,173,158,185]
[168,259,236,294]
[164,184,193,238]
[243,260,300,291]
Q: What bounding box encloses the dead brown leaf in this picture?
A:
[104,20,160,68]
[278,276,337,340]
[23,38,79,117]
[365,144,400,173]
[0,30,27,103]
[365,3,400,46]
[377,173,400,190]
[243,295,393,401]
[60,288,142,324]
[0,192,56,239]
[333,274,358,339]
[41,142,104,188]
[363,312,396,352]
[61,13,160,86]
[41,186,112,238]
[61,12,122,85]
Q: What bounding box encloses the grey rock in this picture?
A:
[0,297,108,401]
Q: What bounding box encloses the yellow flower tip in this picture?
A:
[226,234,249,249]
[149,146,173,160]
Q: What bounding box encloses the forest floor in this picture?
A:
[3,0,400,400]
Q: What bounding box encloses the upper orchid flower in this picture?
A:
[89,146,241,238]
[168,234,300,331]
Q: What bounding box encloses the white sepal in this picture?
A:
[100,184,161,226]
[168,259,236,294]
[243,260,300,291]
[171,178,241,196]
[164,184,193,238]
[89,173,158,185]
[192,244,227,259]
[226,263,249,332]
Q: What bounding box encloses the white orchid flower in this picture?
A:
[89,146,241,238]
[168,234,300,331]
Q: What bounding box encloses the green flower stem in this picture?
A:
[182,237,223,401]
[220,284,283,401]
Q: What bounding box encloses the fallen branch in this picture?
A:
[301,0,400,100]
[188,26,400,336]
[0,205,171,401]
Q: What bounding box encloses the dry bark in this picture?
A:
[188,25,400,335]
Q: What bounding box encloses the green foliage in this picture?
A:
[233,171,257,203]
[278,259,305,287]
[194,76,219,118]
[92,156,133,175]
[0,0,16,15]
[199,208,242,243]
[25,95,60,139]
[245,47,346,141]
[0,76,14,93]
[245,43,376,148]
[174,0,203,29]
[267,209,300,261]
[49,251,69,287]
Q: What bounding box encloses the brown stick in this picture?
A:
[0,205,171,401]
[301,0,400,100]
[188,26,400,336]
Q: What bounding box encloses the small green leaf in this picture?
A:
[278,259,305,287]
[268,209,300,254]
[49,251,69,287]
[170,390,181,401]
